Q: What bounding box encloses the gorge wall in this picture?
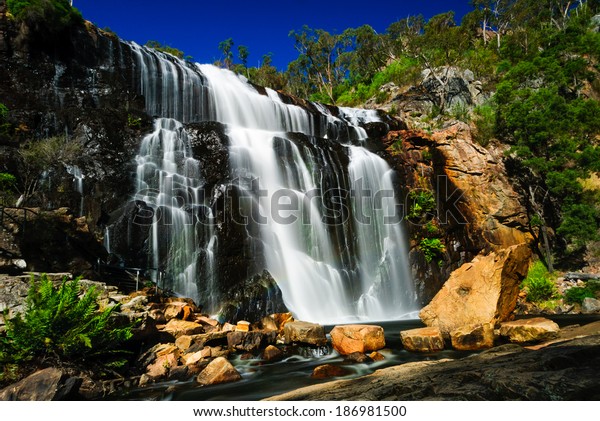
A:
[0,2,531,322]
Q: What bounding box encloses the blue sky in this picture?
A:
[76,1,472,70]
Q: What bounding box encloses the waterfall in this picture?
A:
[125,42,417,323]
[66,164,84,217]
[134,118,217,307]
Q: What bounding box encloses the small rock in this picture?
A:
[164,302,187,320]
[499,317,560,344]
[344,352,370,364]
[330,324,385,355]
[196,316,220,327]
[400,327,445,352]
[311,364,351,379]
[284,321,327,346]
[582,298,600,314]
[196,357,242,386]
[163,319,204,338]
[236,320,251,332]
[183,347,212,366]
[120,295,148,312]
[222,322,236,332]
[261,312,294,333]
[369,351,385,361]
[261,345,283,362]
[450,323,494,351]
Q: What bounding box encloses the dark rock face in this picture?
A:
[217,270,288,323]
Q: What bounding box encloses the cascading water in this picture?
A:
[66,164,84,217]
[134,118,218,307]
[123,43,418,323]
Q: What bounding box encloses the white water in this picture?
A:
[134,118,217,306]
[126,43,418,322]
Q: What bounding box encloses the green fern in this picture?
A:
[1,274,133,366]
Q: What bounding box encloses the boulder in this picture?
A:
[262,345,284,362]
[450,323,494,351]
[420,244,531,335]
[162,319,204,338]
[400,327,445,352]
[261,312,294,333]
[499,317,560,344]
[0,368,81,401]
[329,324,385,355]
[227,330,277,352]
[311,364,351,379]
[146,352,179,379]
[582,298,600,314]
[196,357,242,386]
[283,321,327,346]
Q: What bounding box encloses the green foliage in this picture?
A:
[419,237,445,264]
[520,261,559,303]
[1,275,132,367]
[127,114,142,128]
[6,0,82,34]
[564,286,596,304]
[472,103,496,146]
[0,102,11,136]
[145,40,185,59]
[407,189,436,221]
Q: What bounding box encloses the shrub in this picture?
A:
[520,261,558,303]
[407,189,436,221]
[6,0,83,34]
[419,237,445,264]
[564,286,595,305]
[1,275,132,368]
[472,103,496,147]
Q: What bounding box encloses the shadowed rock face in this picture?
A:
[266,334,600,401]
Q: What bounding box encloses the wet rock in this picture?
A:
[196,357,242,386]
[330,324,385,355]
[227,330,277,352]
[0,368,82,401]
[369,351,386,361]
[420,244,531,335]
[261,312,294,333]
[284,321,327,346]
[146,352,179,379]
[499,317,560,344]
[450,323,495,351]
[400,326,445,352]
[311,364,351,379]
[344,352,371,364]
[262,345,284,362]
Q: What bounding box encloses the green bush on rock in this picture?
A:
[6,0,82,34]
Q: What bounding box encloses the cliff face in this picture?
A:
[0,2,531,315]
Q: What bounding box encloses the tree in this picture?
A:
[288,26,351,103]
[342,25,388,84]
[384,15,425,60]
[218,38,234,69]
[237,45,249,76]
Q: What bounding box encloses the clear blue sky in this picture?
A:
[76,0,473,70]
